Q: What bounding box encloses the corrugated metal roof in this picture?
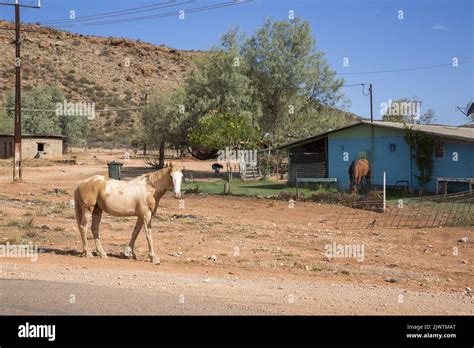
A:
[367,121,474,141]
[277,120,474,149]
[0,134,64,140]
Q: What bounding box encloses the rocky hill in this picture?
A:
[0,20,202,145]
[0,20,361,147]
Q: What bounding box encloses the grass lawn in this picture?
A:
[182,179,337,198]
[182,179,424,201]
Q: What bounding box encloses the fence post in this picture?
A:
[383,171,386,212]
[295,172,298,195]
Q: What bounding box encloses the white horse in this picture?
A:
[74,164,183,264]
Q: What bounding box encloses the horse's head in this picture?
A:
[169,163,183,199]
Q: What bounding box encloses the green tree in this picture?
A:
[242,17,346,144]
[141,89,185,168]
[382,97,422,124]
[181,44,261,146]
[404,125,438,195]
[189,110,261,180]
[0,108,13,134]
[183,17,347,150]
[420,108,436,125]
[4,85,88,150]
[5,85,63,135]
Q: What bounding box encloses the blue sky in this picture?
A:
[1,0,473,125]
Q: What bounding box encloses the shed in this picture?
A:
[0,134,64,160]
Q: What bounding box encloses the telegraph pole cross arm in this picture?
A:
[0,0,41,181]
[0,0,41,8]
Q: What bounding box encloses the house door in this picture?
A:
[3,142,13,159]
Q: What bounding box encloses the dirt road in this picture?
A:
[1,255,472,315]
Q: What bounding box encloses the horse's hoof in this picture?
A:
[124,246,133,258]
[93,250,107,258]
[82,251,94,258]
[151,257,160,265]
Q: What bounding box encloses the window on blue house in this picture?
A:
[435,145,445,159]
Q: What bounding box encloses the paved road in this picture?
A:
[0,279,265,315]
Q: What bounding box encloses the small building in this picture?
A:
[0,134,63,160]
[278,121,474,193]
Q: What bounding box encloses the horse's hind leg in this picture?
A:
[91,206,107,258]
[79,208,93,258]
[124,217,143,260]
[354,174,361,195]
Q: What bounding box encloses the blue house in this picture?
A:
[279,121,474,193]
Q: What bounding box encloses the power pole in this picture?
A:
[0,0,41,181]
[369,83,374,182]
[142,91,148,156]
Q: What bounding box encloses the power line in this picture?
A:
[336,61,469,75]
[47,0,252,29]
[339,83,367,88]
[37,0,192,25]
[307,83,367,91]
[2,106,145,112]
[0,1,40,9]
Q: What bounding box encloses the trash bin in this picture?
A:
[107,161,123,180]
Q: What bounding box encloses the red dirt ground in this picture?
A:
[0,149,472,314]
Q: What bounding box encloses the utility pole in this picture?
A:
[0,0,41,181]
[369,83,374,183]
[142,91,148,156]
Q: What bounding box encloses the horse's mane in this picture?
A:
[144,167,172,187]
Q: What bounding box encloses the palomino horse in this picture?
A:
[348,159,371,195]
[74,164,183,264]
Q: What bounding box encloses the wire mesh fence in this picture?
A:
[331,190,474,230]
[293,174,473,230]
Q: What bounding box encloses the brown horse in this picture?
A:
[74,164,183,264]
[348,159,371,195]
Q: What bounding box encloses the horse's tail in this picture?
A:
[74,187,83,230]
[348,161,356,193]
[347,161,355,180]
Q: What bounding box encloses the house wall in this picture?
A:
[23,138,63,159]
[428,142,474,192]
[0,137,62,160]
[328,124,411,190]
[326,124,473,192]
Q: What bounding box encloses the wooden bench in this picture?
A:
[295,177,337,188]
[435,177,474,195]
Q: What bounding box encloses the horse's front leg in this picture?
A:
[142,210,160,265]
[91,206,107,258]
[124,217,143,260]
[79,208,94,258]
